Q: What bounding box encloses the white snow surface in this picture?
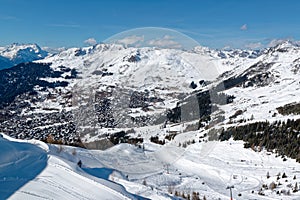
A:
[0,134,139,200]
[219,42,300,124]
[1,132,300,200]
[39,44,226,91]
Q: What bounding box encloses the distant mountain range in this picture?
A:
[0,43,48,69]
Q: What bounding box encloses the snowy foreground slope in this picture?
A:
[0,134,140,200]
[1,133,300,200]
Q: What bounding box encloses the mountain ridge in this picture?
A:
[0,43,48,69]
[0,41,299,144]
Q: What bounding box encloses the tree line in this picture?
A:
[219,119,300,162]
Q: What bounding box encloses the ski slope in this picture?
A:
[0,134,140,200]
[1,132,300,200]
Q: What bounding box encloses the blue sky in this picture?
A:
[1,0,300,49]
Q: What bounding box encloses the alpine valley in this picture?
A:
[1,41,300,200]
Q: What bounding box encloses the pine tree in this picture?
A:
[293,182,298,193]
[187,193,190,200]
[142,179,147,186]
[282,172,287,178]
[269,182,276,190]
[181,192,186,199]
[175,190,179,196]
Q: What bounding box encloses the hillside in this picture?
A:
[0,41,300,199]
[1,132,300,200]
[0,134,142,200]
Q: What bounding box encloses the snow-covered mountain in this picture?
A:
[0,43,48,69]
[218,41,300,124]
[1,41,299,145]
[1,41,300,199]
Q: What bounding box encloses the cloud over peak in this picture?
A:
[245,42,262,49]
[116,35,144,46]
[148,35,182,49]
[240,24,248,31]
[84,38,97,46]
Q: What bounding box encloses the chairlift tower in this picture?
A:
[226,185,234,200]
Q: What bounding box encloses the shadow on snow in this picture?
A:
[0,137,47,199]
[82,167,151,200]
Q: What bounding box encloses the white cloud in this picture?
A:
[161,35,173,40]
[221,45,232,50]
[148,35,182,49]
[267,39,289,47]
[245,42,262,49]
[84,38,97,46]
[116,35,144,46]
[42,46,66,54]
[240,24,248,31]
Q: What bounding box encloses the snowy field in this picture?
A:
[1,132,300,200]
